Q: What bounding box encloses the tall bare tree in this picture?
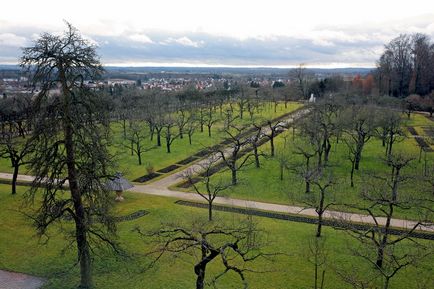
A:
[21,23,118,289]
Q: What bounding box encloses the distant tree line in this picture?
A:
[376,33,434,97]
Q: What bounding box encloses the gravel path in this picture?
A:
[129,184,434,232]
[2,169,432,234]
[0,270,44,289]
[0,106,432,233]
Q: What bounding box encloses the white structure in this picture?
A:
[308,93,316,103]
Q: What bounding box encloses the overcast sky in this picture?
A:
[1,0,434,67]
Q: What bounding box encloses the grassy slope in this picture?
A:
[0,185,432,289]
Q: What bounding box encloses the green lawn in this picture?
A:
[0,185,432,289]
[185,123,434,220]
[0,102,303,181]
[404,112,434,150]
[111,101,303,180]
[404,112,434,127]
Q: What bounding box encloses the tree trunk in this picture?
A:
[62,70,92,289]
[138,151,142,165]
[188,134,192,145]
[324,139,331,164]
[195,266,205,289]
[208,202,213,221]
[156,130,161,147]
[317,150,323,168]
[254,146,260,168]
[270,136,275,157]
[316,213,323,238]
[350,161,355,188]
[387,133,394,157]
[231,169,237,185]
[376,208,392,269]
[354,149,361,170]
[149,125,154,141]
[67,143,92,289]
[316,191,325,237]
[383,277,390,289]
[376,245,385,269]
[419,146,423,163]
[208,125,212,137]
[11,163,19,195]
[320,270,325,289]
[166,138,171,153]
[122,119,126,139]
[67,137,92,289]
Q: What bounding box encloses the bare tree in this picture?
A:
[304,236,327,289]
[123,120,155,165]
[205,104,219,137]
[234,84,251,119]
[377,34,413,97]
[214,126,252,185]
[250,125,264,168]
[223,108,239,130]
[343,137,358,188]
[293,143,318,193]
[198,105,206,133]
[163,116,179,153]
[21,23,118,289]
[346,154,421,264]
[376,110,404,158]
[293,63,311,99]
[175,104,189,139]
[276,150,290,181]
[263,120,284,157]
[183,157,232,221]
[186,112,199,145]
[342,105,376,171]
[339,154,433,289]
[303,171,335,237]
[0,132,32,194]
[137,218,273,289]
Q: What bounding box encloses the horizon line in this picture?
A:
[0,62,376,70]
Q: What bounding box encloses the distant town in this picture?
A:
[0,66,371,97]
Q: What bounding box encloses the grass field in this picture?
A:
[0,185,432,289]
[0,102,303,181]
[185,112,434,220]
[111,101,303,180]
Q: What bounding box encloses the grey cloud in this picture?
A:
[0,22,429,66]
